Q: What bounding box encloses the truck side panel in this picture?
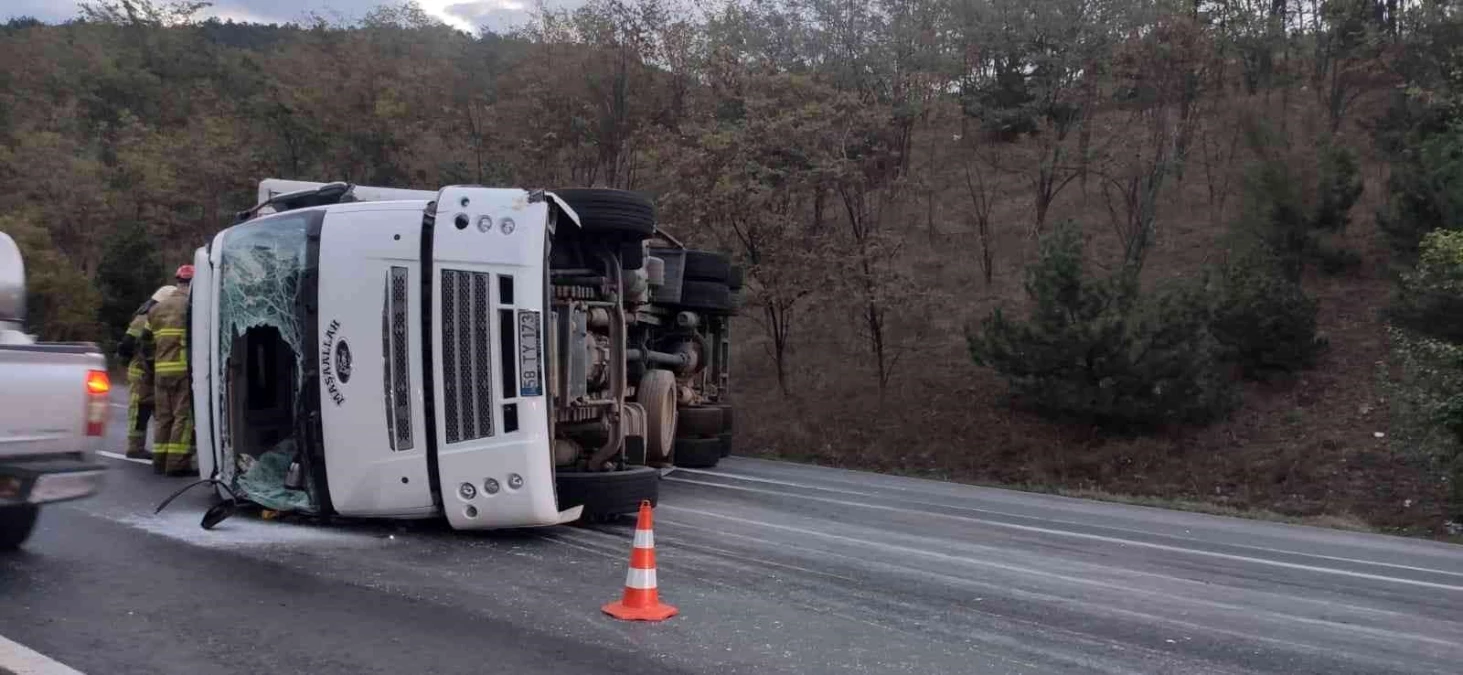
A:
[190,244,217,481]
[317,205,436,517]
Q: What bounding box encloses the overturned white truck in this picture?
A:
[187,180,738,529]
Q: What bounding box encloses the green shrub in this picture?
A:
[1378,122,1463,262]
[1386,229,1463,520]
[1388,228,1463,344]
[968,222,1235,429]
[1235,142,1363,280]
[1210,248,1327,378]
[1384,328,1463,520]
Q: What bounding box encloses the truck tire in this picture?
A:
[0,505,38,551]
[677,281,732,313]
[676,405,725,438]
[682,250,731,282]
[728,264,744,290]
[555,467,659,522]
[552,188,656,238]
[672,437,721,468]
[637,369,678,466]
[719,431,733,457]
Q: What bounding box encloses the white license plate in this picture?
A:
[29,470,105,504]
[518,310,543,397]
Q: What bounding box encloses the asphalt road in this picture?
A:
[2,398,1462,674]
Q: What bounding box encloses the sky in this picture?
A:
[4,0,565,34]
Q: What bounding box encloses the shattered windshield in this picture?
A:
[215,211,316,512]
[217,212,309,381]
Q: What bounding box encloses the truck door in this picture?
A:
[428,188,562,529]
[315,203,435,517]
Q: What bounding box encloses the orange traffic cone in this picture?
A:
[603,500,678,622]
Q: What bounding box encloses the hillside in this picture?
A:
[3,0,1461,537]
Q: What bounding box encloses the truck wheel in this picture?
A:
[637,369,678,466]
[555,467,659,522]
[728,264,744,290]
[672,437,721,468]
[677,281,732,313]
[719,431,733,457]
[682,250,731,282]
[676,405,725,438]
[0,505,39,551]
[551,188,656,238]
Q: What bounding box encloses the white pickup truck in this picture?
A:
[0,231,110,549]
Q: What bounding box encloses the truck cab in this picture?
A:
[189,181,738,529]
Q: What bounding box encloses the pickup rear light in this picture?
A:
[86,370,111,394]
[85,370,109,437]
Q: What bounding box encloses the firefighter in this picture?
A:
[115,285,175,460]
[145,265,194,477]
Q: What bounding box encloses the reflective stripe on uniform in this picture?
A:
[155,362,188,375]
[154,328,186,337]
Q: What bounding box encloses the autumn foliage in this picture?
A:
[3,0,1462,533]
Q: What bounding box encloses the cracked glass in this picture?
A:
[215,211,315,512]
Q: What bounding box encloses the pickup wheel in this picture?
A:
[555,467,659,523]
[551,189,656,238]
[672,437,722,468]
[719,431,734,457]
[0,505,38,551]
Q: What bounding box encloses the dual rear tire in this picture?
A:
[673,404,734,468]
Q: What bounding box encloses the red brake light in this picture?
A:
[86,370,110,395]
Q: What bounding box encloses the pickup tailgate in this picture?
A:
[0,344,107,458]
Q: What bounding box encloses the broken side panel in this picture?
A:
[215,210,319,513]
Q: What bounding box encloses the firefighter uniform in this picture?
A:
[145,268,194,476]
[116,286,175,459]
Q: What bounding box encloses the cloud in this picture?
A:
[6,0,581,35]
[4,0,80,23]
[442,0,541,34]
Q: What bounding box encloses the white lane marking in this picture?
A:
[664,477,1463,593]
[98,451,151,466]
[658,508,1463,653]
[673,468,1463,580]
[0,634,85,675]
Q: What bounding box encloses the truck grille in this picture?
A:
[440,269,494,444]
[382,267,413,451]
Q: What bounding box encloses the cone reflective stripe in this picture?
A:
[603,500,677,622]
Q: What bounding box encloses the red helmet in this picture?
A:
[175,264,195,281]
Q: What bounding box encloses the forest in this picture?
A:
[3,0,1463,536]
